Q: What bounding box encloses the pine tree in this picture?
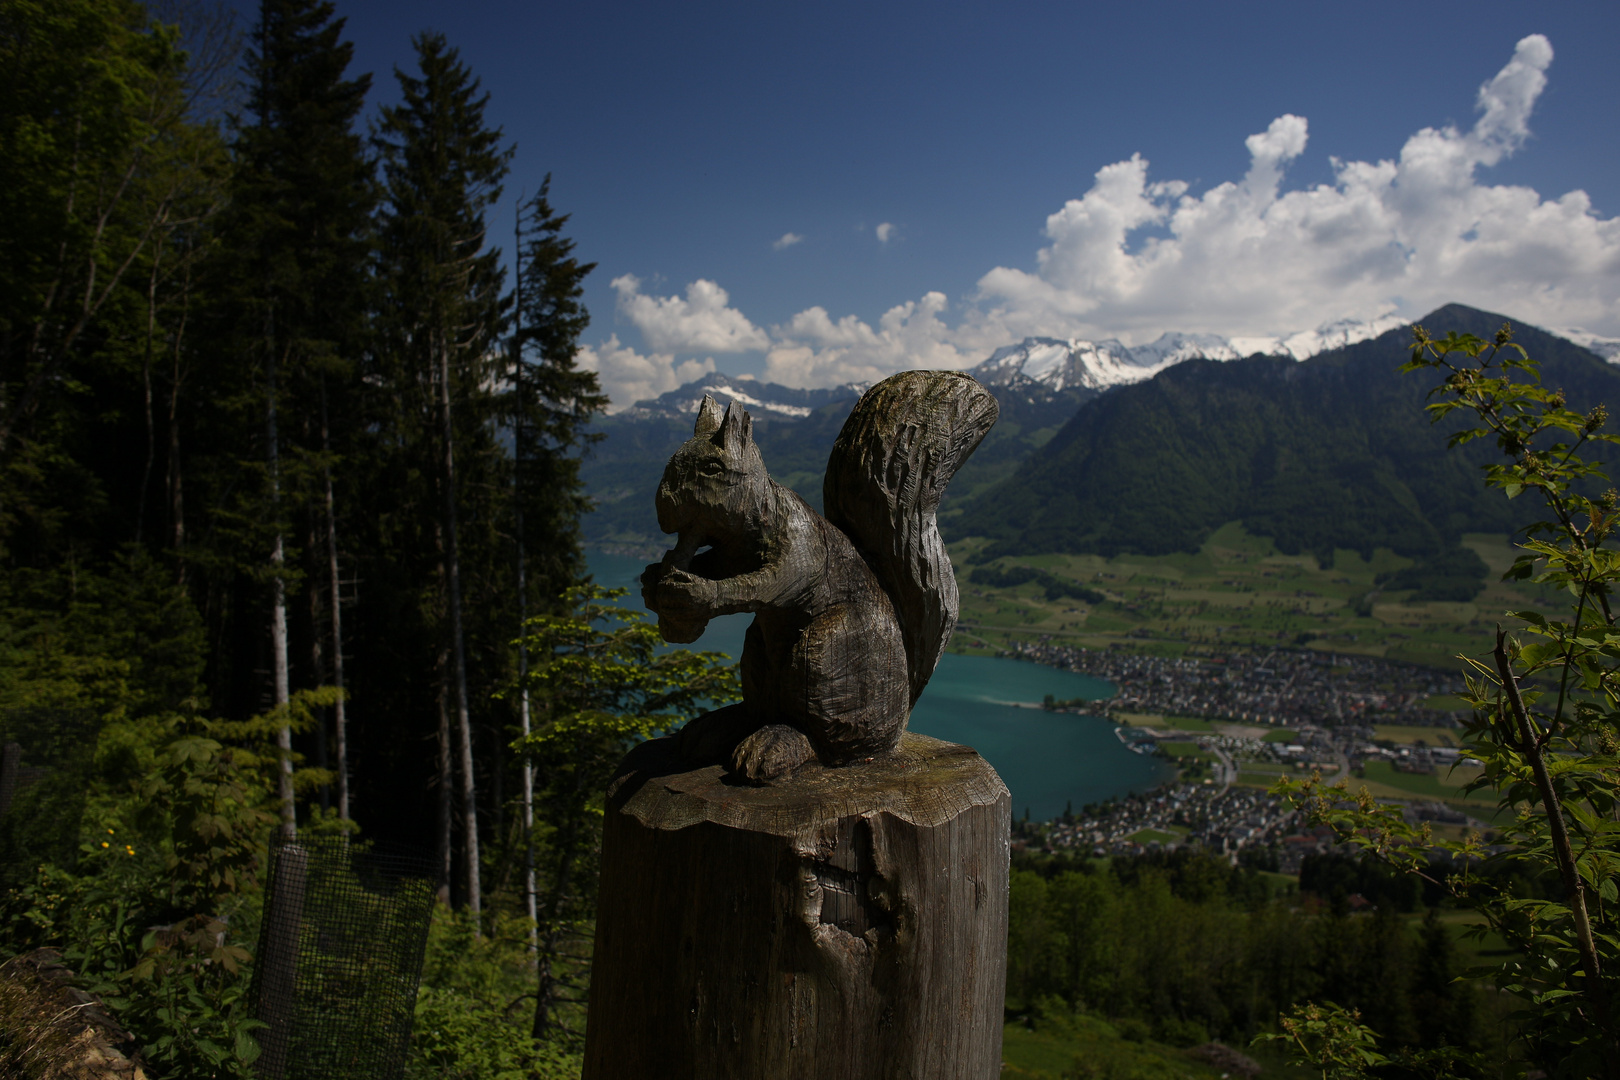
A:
[217,0,373,835]
[508,180,605,606]
[507,179,604,946]
[376,30,511,914]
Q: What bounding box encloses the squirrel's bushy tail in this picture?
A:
[823,370,998,706]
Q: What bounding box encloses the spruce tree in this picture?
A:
[216,0,373,835]
[507,178,604,1027]
[375,30,511,915]
[508,179,605,608]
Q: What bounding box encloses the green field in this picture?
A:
[1373,724,1459,746]
[1354,759,1490,802]
[1124,827,1184,845]
[1158,741,1216,762]
[1115,712,1215,733]
[1262,729,1299,743]
[949,524,1554,670]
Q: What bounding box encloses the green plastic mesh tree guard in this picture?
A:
[250,836,436,1080]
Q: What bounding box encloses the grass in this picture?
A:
[950,524,1554,671]
[1001,1015,1221,1080]
[1355,760,1490,801]
[1373,724,1459,746]
[1158,741,1216,761]
[1262,729,1299,743]
[1124,827,1183,845]
[1420,908,1515,964]
[1114,713,1215,733]
[1001,1010,1308,1080]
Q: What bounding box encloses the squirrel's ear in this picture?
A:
[694,395,723,438]
[718,401,753,449]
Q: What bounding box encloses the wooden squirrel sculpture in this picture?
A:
[641,369,998,782]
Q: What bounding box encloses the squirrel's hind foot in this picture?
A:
[731,724,816,784]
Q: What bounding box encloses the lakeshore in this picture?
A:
[586,550,1175,820]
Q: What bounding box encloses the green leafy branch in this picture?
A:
[1270,325,1620,1078]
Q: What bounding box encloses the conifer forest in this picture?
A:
[0,0,639,1074]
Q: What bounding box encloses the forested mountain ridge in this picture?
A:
[583,336,1223,546]
[580,307,1572,553]
[952,304,1620,594]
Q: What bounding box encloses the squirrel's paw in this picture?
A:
[648,567,718,614]
[731,724,816,784]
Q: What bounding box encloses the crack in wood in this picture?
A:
[813,818,887,937]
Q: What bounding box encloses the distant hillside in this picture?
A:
[581,332,1287,547]
[580,345,1155,547]
[951,305,1620,597]
[580,377,861,548]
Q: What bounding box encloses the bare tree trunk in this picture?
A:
[165,274,188,583]
[518,513,537,951]
[436,662,452,905]
[533,761,583,1040]
[136,249,161,544]
[437,333,480,916]
[510,221,538,946]
[307,516,329,813]
[320,381,351,821]
[267,334,294,839]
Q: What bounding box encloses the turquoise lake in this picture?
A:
[588,551,1174,820]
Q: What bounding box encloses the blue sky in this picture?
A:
[232,1,1620,407]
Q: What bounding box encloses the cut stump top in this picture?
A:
[608,731,1009,839]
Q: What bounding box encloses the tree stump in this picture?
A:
[583,731,1010,1080]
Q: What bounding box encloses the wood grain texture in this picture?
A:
[582,732,1011,1080]
[639,371,996,781]
[823,371,998,706]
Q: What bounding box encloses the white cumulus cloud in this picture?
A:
[772,232,804,250]
[611,275,771,353]
[763,291,977,387]
[974,33,1619,342]
[575,334,716,413]
[584,35,1620,391]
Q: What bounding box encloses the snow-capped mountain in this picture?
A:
[969,316,1412,401]
[1228,314,1411,360]
[971,335,1213,396]
[622,372,862,421]
[617,314,1618,432]
[1550,326,1620,364]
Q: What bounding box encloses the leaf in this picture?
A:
[235,1026,263,1064]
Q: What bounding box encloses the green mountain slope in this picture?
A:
[951,305,1620,594]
